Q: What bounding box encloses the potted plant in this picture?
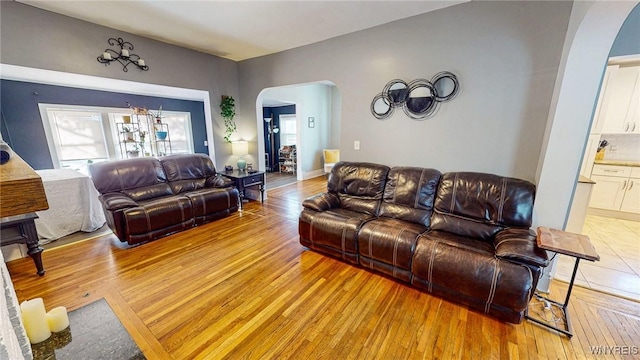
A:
[149,105,163,124]
[127,143,140,158]
[221,95,237,143]
[122,126,135,141]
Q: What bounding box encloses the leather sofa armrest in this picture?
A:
[494,228,549,268]
[207,175,235,188]
[100,193,138,211]
[302,192,340,211]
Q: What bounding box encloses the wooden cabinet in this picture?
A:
[599,65,640,134]
[589,165,640,214]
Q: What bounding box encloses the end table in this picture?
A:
[525,226,599,337]
[222,171,265,210]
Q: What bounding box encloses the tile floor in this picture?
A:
[554,215,640,301]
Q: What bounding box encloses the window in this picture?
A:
[279,115,297,146]
[40,104,194,174]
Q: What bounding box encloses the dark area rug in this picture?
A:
[32,298,145,360]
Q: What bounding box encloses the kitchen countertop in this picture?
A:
[578,175,596,184]
[594,160,640,167]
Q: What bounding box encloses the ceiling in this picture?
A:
[17,0,466,62]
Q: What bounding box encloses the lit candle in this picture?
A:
[46,306,70,332]
[137,59,145,66]
[121,49,129,57]
[20,298,51,344]
[103,52,112,60]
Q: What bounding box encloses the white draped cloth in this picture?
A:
[35,169,106,243]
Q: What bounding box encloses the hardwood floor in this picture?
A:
[6,177,640,359]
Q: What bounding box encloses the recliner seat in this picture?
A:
[90,154,239,245]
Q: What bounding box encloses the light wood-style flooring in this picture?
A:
[6,177,640,359]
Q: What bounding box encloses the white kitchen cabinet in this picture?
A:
[589,165,640,214]
[590,66,615,134]
[600,65,640,134]
[620,177,640,213]
[589,174,628,210]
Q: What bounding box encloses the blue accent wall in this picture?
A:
[0,80,207,169]
[610,3,640,57]
[263,104,295,171]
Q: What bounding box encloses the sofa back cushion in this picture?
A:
[160,154,217,194]
[431,172,535,241]
[89,157,172,201]
[379,167,441,226]
[327,162,390,215]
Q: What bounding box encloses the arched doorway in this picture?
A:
[255,81,341,190]
[535,1,638,291]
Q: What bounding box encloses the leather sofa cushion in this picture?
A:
[161,154,219,194]
[432,172,535,240]
[90,157,172,202]
[123,183,173,202]
[358,217,428,281]
[299,208,376,264]
[380,167,441,226]
[327,162,390,215]
[412,230,535,313]
[494,228,549,267]
[185,188,239,219]
[124,195,194,236]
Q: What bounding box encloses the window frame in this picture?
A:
[39,103,194,171]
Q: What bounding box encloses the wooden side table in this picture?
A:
[222,171,265,210]
[526,226,599,337]
[1,213,45,276]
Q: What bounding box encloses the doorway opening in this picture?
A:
[256,81,341,192]
[263,103,297,189]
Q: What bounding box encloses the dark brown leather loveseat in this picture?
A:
[90,154,239,245]
[299,162,549,323]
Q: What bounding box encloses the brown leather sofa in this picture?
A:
[90,154,239,245]
[299,162,548,323]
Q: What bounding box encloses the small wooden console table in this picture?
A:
[526,226,599,337]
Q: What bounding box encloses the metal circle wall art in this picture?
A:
[371,72,459,120]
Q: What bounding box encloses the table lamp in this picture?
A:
[232,140,249,171]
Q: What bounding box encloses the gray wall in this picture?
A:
[238,1,572,181]
[0,1,238,167]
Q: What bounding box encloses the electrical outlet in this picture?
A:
[204,140,208,147]
[354,140,360,150]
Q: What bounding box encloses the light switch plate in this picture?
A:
[354,140,360,150]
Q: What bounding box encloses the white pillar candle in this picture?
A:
[103,52,112,60]
[20,298,51,344]
[137,59,145,66]
[46,306,70,332]
[121,49,129,57]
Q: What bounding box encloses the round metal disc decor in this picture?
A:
[371,93,394,120]
[371,72,459,120]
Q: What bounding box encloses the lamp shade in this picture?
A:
[231,141,248,156]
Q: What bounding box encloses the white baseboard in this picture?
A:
[587,207,640,221]
[302,169,325,180]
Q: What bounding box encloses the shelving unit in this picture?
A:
[279,146,297,173]
[117,111,172,159]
